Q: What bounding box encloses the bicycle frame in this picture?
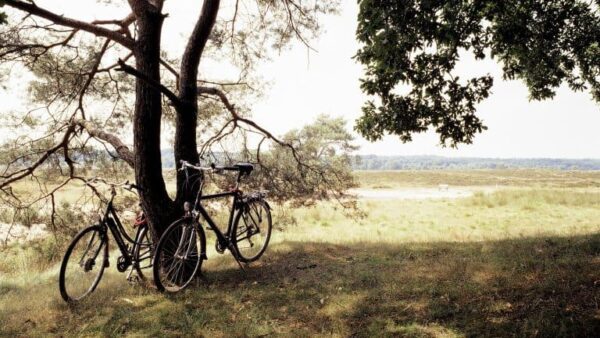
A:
[185,166,248,249]
[151,161,270,292]
[194,190,242,248]
[99,193,142,267]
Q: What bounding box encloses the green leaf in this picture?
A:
[0,0,5,25]
[355,0,600,147]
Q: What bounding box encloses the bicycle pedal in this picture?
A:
[215,241,225,254]
[104,260,110,268]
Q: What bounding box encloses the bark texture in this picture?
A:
[174,0,221,205]
[132,6,177,236]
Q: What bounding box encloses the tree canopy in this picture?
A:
[355,0,600,147]
[0,1,6,25]
[0,0,348,236]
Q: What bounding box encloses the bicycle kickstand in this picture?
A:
[228,244,246,272]
[126,266,140,284]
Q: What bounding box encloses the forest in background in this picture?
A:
[350,155,600,171]
[157,150,600,171]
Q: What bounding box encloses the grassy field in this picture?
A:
[355,169,600,189]
[1,170,600,337]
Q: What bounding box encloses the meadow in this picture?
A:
[1,170,599,337]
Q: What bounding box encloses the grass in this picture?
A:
[1,170,600,337]
[356,169,600,189]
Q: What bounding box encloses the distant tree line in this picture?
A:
[351,155,600,171]
[17,151,595,172]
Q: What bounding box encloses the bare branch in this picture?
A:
[231,0,240,47]
[92,12,136,38]
[0,124,76,189]
[197,86,303,163]
[4,0,135,50]
[116,59,181,107]
[159,57,180,88]
[283,0,316,51]
[77,39,111,119]
[74,120,135,168]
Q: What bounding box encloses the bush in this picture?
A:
[13,207,43,228]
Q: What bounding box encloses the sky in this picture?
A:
[2,1,599,159]
[250,2,600,159]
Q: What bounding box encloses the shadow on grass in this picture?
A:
[198,234,600,337]
[2,233,599,337]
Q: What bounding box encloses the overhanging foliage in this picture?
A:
[355,0,600,147]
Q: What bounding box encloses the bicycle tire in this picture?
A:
[59,225,108,302]
[152,218,204,292]
[132,225,153,282]
[232,199,272,263]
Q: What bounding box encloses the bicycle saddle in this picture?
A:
[234,163,254,175]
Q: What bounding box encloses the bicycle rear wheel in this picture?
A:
[152,219,204,292]
[59,225,108,302]
[232,200,272,263]
[132,225,153,282]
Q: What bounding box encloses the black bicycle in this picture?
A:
[152,161,272,293]
[59,179,153,302]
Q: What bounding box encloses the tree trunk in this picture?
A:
[133,7,177,238]
[174,0,221,206]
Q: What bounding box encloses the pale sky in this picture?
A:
[251,2,600,159]
[2,1,599,159]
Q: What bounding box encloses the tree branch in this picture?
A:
[197,86,303,163]
[74,119,135,168]
[4,0,135,50]
[116,59,181,107]
[179,0,220,96]
[0,124,76,189]
[92,12,136,38]
[77,39,111,119]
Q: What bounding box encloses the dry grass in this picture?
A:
[1,170,600,337]
[356,169,600,189]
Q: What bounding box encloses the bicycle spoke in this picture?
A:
[155,220,202,292]
[60,227,107,302]
[233,201,271,262]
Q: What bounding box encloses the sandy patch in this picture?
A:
[0,223,48,244]
[349,187,494,200]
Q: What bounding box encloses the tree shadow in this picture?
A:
[197,233,600,337]
[1,233,599,336]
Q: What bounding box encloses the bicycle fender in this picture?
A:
[263,200,272,210]
[196,223,208,260]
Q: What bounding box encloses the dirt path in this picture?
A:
[0,222,48,244]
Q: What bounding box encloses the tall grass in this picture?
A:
[468,189,600,209]
[356,169,600,189]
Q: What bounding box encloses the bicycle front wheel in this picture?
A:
[232,199,272,263]
[59,225,108,302]
[152,219,204,292]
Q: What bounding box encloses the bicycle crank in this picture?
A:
[117,256,132,272]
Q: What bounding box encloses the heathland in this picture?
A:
[1,170,599,337]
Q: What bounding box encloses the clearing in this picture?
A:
[1,170,599,337]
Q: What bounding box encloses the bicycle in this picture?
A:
[59,178,153,302]
[152,161,272,293]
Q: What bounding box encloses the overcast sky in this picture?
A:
[2,1,599,159]
[251,2,600,159]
